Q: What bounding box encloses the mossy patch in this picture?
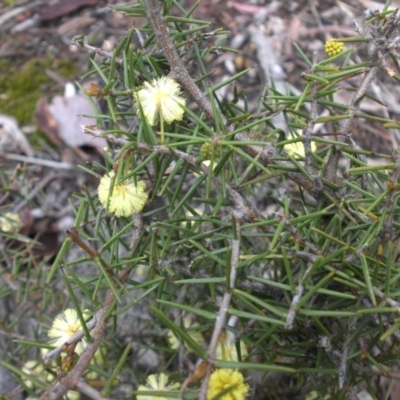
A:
[0,57,80,125]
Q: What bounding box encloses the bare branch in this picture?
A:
[198,222,241,400]
[143,0,214,121]
[40,215,143,399]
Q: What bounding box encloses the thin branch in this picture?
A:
[40,314,106,400]
[71,39,120,63]
[75,380,109,400]
[339,317,359,390]
[0,153,74,170]
[143,0,214,121]
[285,261,314,329]
[40,215,143,400]
[362,298,400,341]
[374,286,400,315]
[133,142,265,224]
[303,51,318,172]
[198,222,241,400]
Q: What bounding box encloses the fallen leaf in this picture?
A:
[0,114,34,156]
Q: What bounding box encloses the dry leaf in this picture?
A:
[0,114,34,156]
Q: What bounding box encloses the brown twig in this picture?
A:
[40,214,143,400]
[71,39,121,63]
[142,0,215,121]
[75,379,109,400]
[66,228,120,287]
[40,310,107,400]
[198,222,241,400]
[307,10,399,194]
[133,142,261,224]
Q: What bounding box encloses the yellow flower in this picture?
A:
[98,171,148,217]
[167,316,203,352]
[0,212,22,233]
[22,361,80,399]
[207,369,249,400]
[324,39,344,57]
[85,347,106,380]
[306,391,330,400]
[22,360,54,389]
[48,309,87,354]
[134,76,185,126]
[200,141,220,160]
[284,134,316,157]
[137,373,180,400]
[216,337,248,362]
[193,159,218,178]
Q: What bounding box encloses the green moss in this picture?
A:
[0,57,80,125]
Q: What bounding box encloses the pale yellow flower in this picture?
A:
[207,369,249,400]
[134,76,185,126]
[306,391,330,400]
[193,159,217,178]
[22,360,80,399]
[85,347,105,380]
[284,134,316,157]
[98,171,148,217]
[48,309,86,354]
[167,316,203,352]
[216,337,248,362]
[137,373,180,400]
[22,360,54,389]
[0,212,21,233]
[65,391,81,400]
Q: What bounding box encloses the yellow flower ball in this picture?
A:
[98,171,148,217]
[200,141,220,160]
[0,212,22,233]
[284,133,317,157]
[216,338,248,362]
[200,142,213,160]
[134,76,185,126]
[22,360,81,399]
[207,369,249,400]
[48,309,87,354]
[22,360,54,389]
[324,39,344,57]
[167,316,203,352]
